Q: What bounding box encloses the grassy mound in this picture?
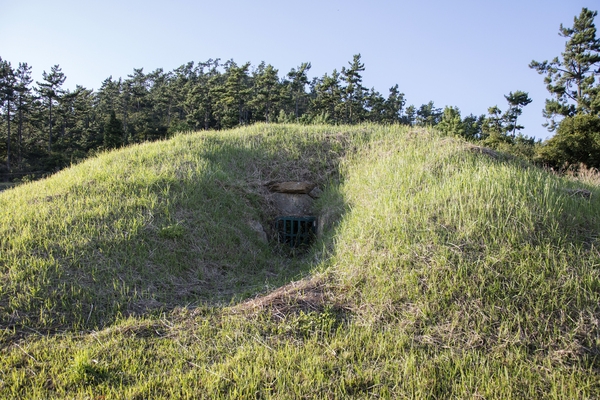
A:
[1,124,599,398]
[0,124,352,335]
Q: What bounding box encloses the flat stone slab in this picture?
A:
[270,193,314,216]
[267,181,316,194]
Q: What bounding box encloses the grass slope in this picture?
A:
[0,125,347,335]
[1,124,599,398]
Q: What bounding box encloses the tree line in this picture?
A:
[0,53,536,181]
[0,7,598,181]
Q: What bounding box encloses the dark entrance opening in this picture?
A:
[275,216,317,248]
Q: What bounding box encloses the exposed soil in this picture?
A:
[233,275,346,321]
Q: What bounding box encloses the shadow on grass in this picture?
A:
[0,128,352,344]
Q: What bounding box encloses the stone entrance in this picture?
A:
[266,181,321,246]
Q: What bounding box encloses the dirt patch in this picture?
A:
[466,144,502,159]
[233,275,345,321]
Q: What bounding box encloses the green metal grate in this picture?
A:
[275,216,317,247]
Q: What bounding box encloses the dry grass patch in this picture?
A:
[466,143,503,159]
[233,274,349,321]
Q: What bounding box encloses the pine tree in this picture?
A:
[483,106,504,137]
[462,114,485,141]
[148,68,174,137]
[415,101,442,126]
[36,65,66,151]
[251,62,281,123]
[55,86,96,153]
[287,62,311,120]
[311,70,343,123]
[14,63,33,168]
[341,54,366,123]
[437,106,465,137]
[536,114,600,168]
[502,91,532,137]
[216,61,251,128]
[55,88,77,148]
[169,62,196,132]
[97,76,121,116]
[530,8,600,130]
[103,110,124,149]
[0,58,16,171]
[69,86,97,153]
[402,105,417,126]
[96,77,122,147]
[365,88,386,123]
[383,84,405,123]
[185,59,221,130]
[126,68,151,142]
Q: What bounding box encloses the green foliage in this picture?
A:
[68,350,111,385]
[250,63,281,123]
[415,101,442,126]
[311,69,343,123]
[0,57,16,170]
[489,133,539,161]
[286,62,311,120]
[217,61,252,128]
[35,64,66,151]
[482,105,503,138]
[158,223,186,239]
[366,85,406,124]
[275,109,295,123]
[461,113,485,141]
[308,111,331,125]
[3,53,521,183]
[503,90,532,136]
[341,54,367,123]
[536,114,600,168]
[530,7,600,130]
[437,106,465,137]
[383,84,405,123]
[476,92,536,159]
[103,111,124,149]
[402,104,417,125]
[275,306,341,339]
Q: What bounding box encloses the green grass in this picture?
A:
[1,124,598,398]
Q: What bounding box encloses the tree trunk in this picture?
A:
[167,99,172,126]
[18,107,23,168]
[266,99,270,123]
[48,99,53,152]
[6,99,11,171]
[123,100,129,143]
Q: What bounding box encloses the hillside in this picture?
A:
[1,124,599,398]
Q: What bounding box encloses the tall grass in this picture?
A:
[1,124,598,398]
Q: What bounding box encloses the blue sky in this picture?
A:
[1,0,597,139]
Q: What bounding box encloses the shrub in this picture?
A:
[536,114,600,168]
